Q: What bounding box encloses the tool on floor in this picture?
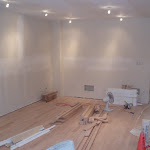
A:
[124,101,133,109]
[103,92,114,112]
[124,110,134,114]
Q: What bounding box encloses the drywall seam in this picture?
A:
[59,21,64,96]
[17,15,24,60]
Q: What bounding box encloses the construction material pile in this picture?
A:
[80,105,95,125]
[76,104,108,150]
[0,125,56,150]
[52,102,82,124]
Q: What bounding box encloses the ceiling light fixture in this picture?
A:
[120,18,123,21]
[45,13,48,17]
[6,3,9,8]
[69,20,72,24]
[108,10,111,14]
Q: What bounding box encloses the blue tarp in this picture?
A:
[47,140,75,150]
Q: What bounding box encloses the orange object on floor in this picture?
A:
[137,132,146,150]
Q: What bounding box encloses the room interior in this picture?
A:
[0,0,150,150]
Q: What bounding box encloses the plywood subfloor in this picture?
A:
[0,97,150,150]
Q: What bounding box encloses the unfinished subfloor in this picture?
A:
[0,97,150,150]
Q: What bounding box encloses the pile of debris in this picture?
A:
[76,104,108,150]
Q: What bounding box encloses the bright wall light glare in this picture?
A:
[45,13,48,17]
[108,10,111,14]
[69,20,72,23]
[120,18,123,21]
[6,3,9,8]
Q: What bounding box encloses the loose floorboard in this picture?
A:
[0,97,149,150]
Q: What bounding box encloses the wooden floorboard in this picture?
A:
[0,97,149,150]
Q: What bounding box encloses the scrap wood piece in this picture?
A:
[89,113,108,123]
[89,117,108,123]
[94,104,101,113]
[84,105,95,118]
[56,103,71,107]
[84,125,96,137]
[77,136,89,150]
[56,103,81,119]
[83,121,102,150]
[82,126,98,150]
[51,103,82,124]
[55,102,80,107]
[76,122,98,149]
[60,103,82,119]
[71,102,81,107]
[59,103,82,120]
[84,122,100,133]
[84,114,108,150]
[80,105,95,125]
[97,119,108,123]
[80,121,102,150]
[81,106,91,119]
[75,130,87,150]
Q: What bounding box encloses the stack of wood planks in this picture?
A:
[52,102,82,124]
[0,125,56,150]
[80,105,95,125]
[76,110,108,150]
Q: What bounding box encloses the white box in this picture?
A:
[107,88,138,106]
[142,119,150,144]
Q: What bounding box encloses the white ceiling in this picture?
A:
[1,0,150,20]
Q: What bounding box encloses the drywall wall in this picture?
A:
[49,21,61,96]
[1,8,150,116]
[0,9,54,116]
[61,19,150,104]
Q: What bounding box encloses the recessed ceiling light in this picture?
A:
[45,13,48,17]
[6,3,9,8]
[69,20,72,24]
[108,10,111,14]
[120,18,123,21]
